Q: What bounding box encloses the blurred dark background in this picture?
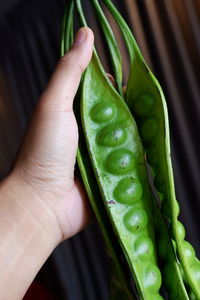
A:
[0,0,199,299]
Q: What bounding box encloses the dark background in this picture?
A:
[0,0,199,299]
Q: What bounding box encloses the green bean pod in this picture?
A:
[62,1,199,298]
[61,4,135,299]
[125,20,200,300]
[101,1,200,298]
[152,193,189,300]
[102,0,138,64]
[61,0,74,55]
[77,119,135,300]
[83,3,135,295]
[96,1,192,298]
[80,52,163,299]
[90,0,123,96]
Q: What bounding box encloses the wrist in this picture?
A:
[0,172,62,247]
[0,173,61,299]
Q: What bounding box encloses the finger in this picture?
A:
[40,27,94,112]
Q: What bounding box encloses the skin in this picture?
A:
[0,27,94,300]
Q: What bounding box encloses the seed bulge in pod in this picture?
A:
[134,235,154,261]
[140,118,158,143]
[105,149,135,175]
[132,93,155,117]
[177,221,185,240]
[97,124,127,147]
[90,102,116,123]
[191,261,200,284]
[143,264,162,292]
[124,208,148,232]
[182,241,195,266]
[146,146,159,166]
[113,177,143,205]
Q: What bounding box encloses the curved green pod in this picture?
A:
[101,1,200,298]
[77,124,135,300]
[125,20,200,300]
[98,1,191,298]
[80,52,163,299]
[61,0,74,55]
[102,0,138,64]
[61,4,135,299]
[90,0,123,96]
[62,1,199,299]
[152,193,189,300]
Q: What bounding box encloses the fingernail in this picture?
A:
[73,28,87,46]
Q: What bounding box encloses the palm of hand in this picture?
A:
[10,29,94,242]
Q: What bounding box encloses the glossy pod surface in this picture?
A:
[99,1,192,298]
[101,1,200,297]
[62,1,200,299]
[91,0,123,96]
[77,135,135,300]
[81,54,163,299]
[152,194,189,300]
[125,36,200,300]
[61,4,135,299]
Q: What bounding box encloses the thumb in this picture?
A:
[40,27,94,112]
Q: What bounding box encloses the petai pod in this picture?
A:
[102,0,200,298]
[90,0,123,96]
[98,1,190,298]
[85,3,135,296]
[61,4,135,299]
[77,118,135,300]
[61,0,74,55]
[125,15,200,300]
[152,193,189,300]
[80,52,163,299]
[62,1,199,299]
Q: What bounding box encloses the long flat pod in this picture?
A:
[61,0,74,56]
[61,4,136,299]
[98,1,191,298]
[124,15,200,300]
[102,0,138,64]
[90,0,123,96]
[81,53,163,300]
[152,193,189,300]
[100,0,200,298]
[77,122,135,300]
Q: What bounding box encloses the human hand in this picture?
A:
[0,27,94,300]
[7,27,94,243]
